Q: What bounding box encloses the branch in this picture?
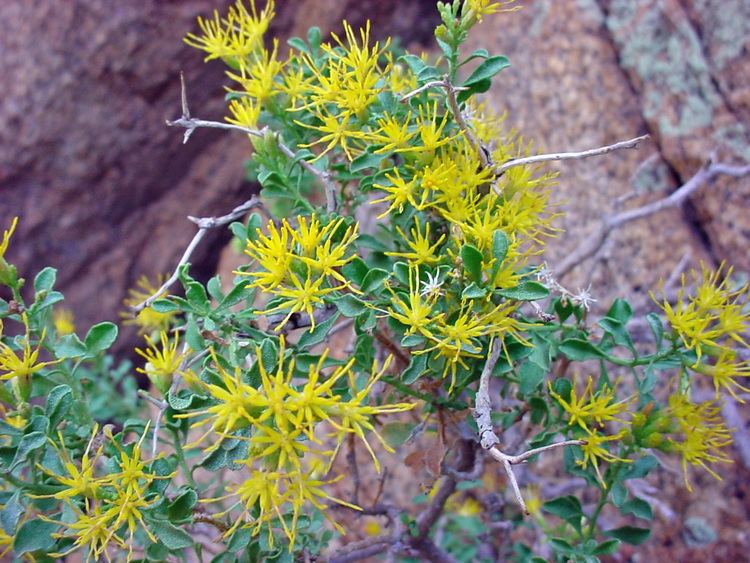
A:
[555,158,750,278]
[495,134,649,175]
[131,196,262,312]
[440,76,491,170]
[473,341,583,513]
[167,72,338,212]
[473,338,502,449]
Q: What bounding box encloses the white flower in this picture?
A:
[420,271,444,298]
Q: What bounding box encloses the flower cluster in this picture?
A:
[654,263,750,399]
[238,214,358,330]
[39,425,171,561]
[179,336,413,547]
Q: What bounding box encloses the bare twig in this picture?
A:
[495,134,649,175]
[399,80,468,102]
[168,73,337,212]
[440,76,491,169]
[473,338,502,449]
[555,159,750,279]
[347,434,361,506]
[473,340,583,513]
[131,196,262,312]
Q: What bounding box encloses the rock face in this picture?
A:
[0,0,439,345]
[464,0,749,310]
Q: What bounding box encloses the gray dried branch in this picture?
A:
[131,195,262,312]
[167,72,338,212]
[555,158,750,279]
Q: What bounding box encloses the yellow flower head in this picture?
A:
[548,375,631,433]
[121,274,177,335]
[184,0,275,62]
[0,216,18,262]
[37,424,104,501]
[53,308,76,336]
[653,262,749,359]
[578,428,631,486]
[666,392,732,491]
[385,216,446,266]
[135,330,186,395]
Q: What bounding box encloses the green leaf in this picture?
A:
[401,334,425,347]
[84,322,118,354]
[185,282,210,313]
[307,26,322,49]
[1,491,23,535]
[611,481,627,507]
[646,312,664,349]
[518,360,546,395]
[492,230,509,265]
[335,295,368,318]
[151,520,194,550]
[13,519,57,555]
[45,385,73,430]
[360,268,389,294]
[592,538,621,555]
[462,55,510,86]
[497,281,549,301]
[606,298,632,324]
[184,315,205,351]
[168,489,198,523]
[460,48,490,66]
[401,353,427,384]
[287,36,309,54]
[33,267,57,292]
[604,525,650,545]
[598,317,635,352]
[151,298,180,313]
[53,333,86,358]
[620,455,657,480]
[543,495,583,533]
[380,422,415,448]
[457,78,492,104]
[621,497,653,520]
[245,212,263,242]
[11,431,47,469]
[393,261,410,286]
[460,244,483,282]
[461,282,487,300]
[558,338,605,361]
[401,54,427,75]
[351,150,387,172]
[548,538,574,554]
[227,527,254,552]
[298,311,340,348]
[342,257,369,287]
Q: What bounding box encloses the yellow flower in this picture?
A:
[264,272,344,331]
[53,308,75,336]
[327,355,414,472]
[369,111,416,154]
[385,216,446,265]
[371,168,425,217]
[548,376,631,433]
[177,348,264,448]
[228,40,284,102]
[0,216,18,261]
[240,219,292,291]
[397,100,456,155]
[0,314,59,400]
[578,429,631,486]
[385,265,443,337]
[297,109,367,161]
[653,262,749,359]
[462,0,519,24]
[226,96,261,130]
[135,330,186,395]
[666,392,732,491]
[37,425,104,501]
[45,504,127,563]
[121,274,177,335]
[691,349,750,401]
[184,0,275,62]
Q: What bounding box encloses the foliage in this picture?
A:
[1,0,748,561]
